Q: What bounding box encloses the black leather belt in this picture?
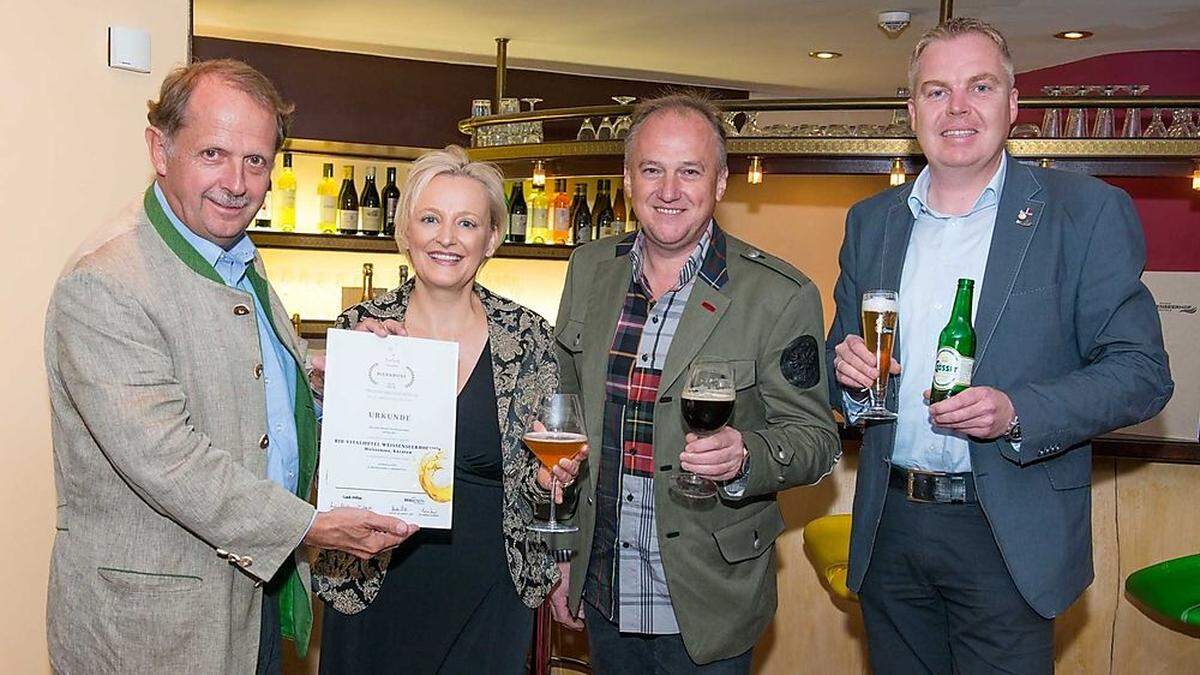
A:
[889,465,977,504]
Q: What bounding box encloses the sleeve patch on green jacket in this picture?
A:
[780,335,820,389]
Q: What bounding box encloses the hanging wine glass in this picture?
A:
[741,111,762,136]
[1063,86,1089,138]
[1143,108,1168,137]
[612,96,637,138]
[721,110,743,136]
[1091,85,1116,138]
[1040,86,1063,138]
[576,117,597,141]
[521,97,544,144]
[1120,85,1147,138]
[1166,108,1191,137]
[596,116,615,140]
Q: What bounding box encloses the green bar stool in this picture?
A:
[1125,553,1200,632]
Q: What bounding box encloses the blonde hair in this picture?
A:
[623,91,728,170]
[148,58,293,152]
[394,145,507,253]
[907,17,1014,93]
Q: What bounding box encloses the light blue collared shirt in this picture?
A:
[153,183,301,493]
[845,160,1007,472]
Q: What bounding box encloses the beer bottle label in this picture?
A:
[933,347,974,391]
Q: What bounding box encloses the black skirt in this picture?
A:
[319,343,534,674]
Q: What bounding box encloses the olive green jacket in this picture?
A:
[554,226,840,664]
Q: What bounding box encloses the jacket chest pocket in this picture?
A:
[732,360,757,391]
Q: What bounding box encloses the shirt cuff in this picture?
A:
[841,390,870,425]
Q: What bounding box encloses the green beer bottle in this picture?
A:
[930,278,976,403]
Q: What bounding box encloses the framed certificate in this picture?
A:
[316,328,458,528]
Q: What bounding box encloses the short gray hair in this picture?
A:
[623,92,728,170]
[907,17,1014,93]
[395,145,507,253]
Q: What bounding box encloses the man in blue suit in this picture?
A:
[826,17,1173,674]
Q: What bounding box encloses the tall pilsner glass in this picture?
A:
[860,290,899,421]
[525,394,586,533]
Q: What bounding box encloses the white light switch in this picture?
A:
[108,25,151,74]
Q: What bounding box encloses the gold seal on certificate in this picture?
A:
[316,328,458,529]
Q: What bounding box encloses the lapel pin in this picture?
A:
[1017,207,1034,226]
[700,301,717,313]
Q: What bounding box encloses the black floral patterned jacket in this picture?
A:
[313,280,560,613]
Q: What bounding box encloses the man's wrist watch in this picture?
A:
[1004,414,1023,443]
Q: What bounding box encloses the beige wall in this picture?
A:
[0,2,190,671]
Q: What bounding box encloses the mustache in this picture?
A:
[203,188,250,209]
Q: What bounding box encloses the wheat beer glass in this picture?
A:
[860,290,899,420]
[672,360,735,499]
[525,393,586,533]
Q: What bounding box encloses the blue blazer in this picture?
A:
[825,155,1173,618]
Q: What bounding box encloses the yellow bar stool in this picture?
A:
[803,514,857,602]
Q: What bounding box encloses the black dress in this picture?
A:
[319,342,534,674]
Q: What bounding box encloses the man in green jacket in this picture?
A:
[549,93,841,672]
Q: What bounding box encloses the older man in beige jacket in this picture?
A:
[44,60,414,674]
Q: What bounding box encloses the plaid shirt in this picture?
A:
[583,221,728,634]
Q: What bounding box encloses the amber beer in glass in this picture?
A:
[524,393,585,533]
[860,290,899,420]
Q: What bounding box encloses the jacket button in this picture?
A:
[233,304,251,316]
[259,434,270,449]
[253,364,264,379]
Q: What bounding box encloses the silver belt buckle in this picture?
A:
[905,470,938,503]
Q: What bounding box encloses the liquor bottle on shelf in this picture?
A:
[291,313,302,336]
[612,184,626,235]
[254,180,272,228]
[551,178,571,245]
[398,264,410,286]
[572,183,593,244]
[273,153,296,232]
[594,179,616,239]
[528,183,550,244]
[626,196,639,233]
[360,263,375,302]
[508,183,527,244]
[318,163,338,234]
[337,166,359,235]
[359,167,383,236]
[382,166,401,237]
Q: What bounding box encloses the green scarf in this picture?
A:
[143,186,317,656]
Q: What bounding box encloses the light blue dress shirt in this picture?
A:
[153,183,301,493]
[845,160,1006,472]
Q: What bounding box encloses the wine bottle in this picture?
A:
[382,166,401,236]
[359,167,382,236]
[593,179,616,239]
[255,180,272,228]
[337,166,359,235]
[528,183,550,244]
[273,152,297,232]
[551,178,571,245]
[612,184,626,235]
[573,184,592,244]
[398,264,410,286]
[318,163,338,234]
[508,183,527,244]
[360,263,375,302]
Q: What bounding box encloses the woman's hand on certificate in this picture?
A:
[354,318,407,337]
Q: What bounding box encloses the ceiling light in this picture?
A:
[748,156,764,185]
[1192,161,1200,191]
[809,51,842,60]
[1054,30,1093,40]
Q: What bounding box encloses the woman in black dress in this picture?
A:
[313,146,584,674]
